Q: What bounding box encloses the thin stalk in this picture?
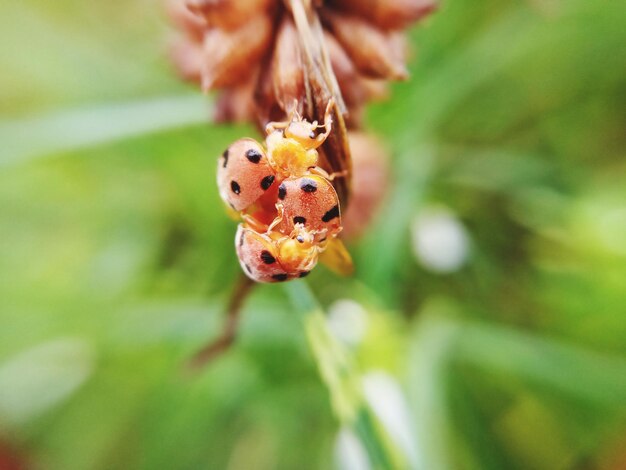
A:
[188,274,255,369]
[284,281,401,470]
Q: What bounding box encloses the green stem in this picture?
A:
[284,281,400,470]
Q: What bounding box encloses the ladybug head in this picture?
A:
[284,120,324,149]
[277,228,318,272]
[284,98,334,151]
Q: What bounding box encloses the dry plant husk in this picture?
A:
[168,0,436,212]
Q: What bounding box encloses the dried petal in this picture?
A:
[214,75,258,123]
[342,132,390,238]
[272,18,305,114]
[360,77,389,102]
[187,0,275,30]
[170,37,203,82]
[324,32,389,127]
[167,0,206,40]
[325,32,367,108]
[322,10,409,80]
[201,15,272,90]
[328,0,437,30]
[253,61,284,126]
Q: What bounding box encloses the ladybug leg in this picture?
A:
[309,166,348,181]
[327,170,348,181]
[265,119,290,136]
[265,101,302,135]
[266,203,286,234]
[302,98,334,148]
[241,213,268,233]
[290,99,303,121]
[314,97,335,143]
[324,97,335,125]
[283,98,303,118]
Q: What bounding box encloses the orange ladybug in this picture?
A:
[216,100,341,216]
[219,99,353,283]
[235,224,319,283]
[263,100,335,180]
[275,175,342,242]
[217,138,276,212]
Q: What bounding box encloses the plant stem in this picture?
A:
[284,281,400,470]
[188,274,255,369]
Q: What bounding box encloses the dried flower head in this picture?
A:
[169,0,436,127]
[169,0,436,209]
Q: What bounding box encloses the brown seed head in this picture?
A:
[201,15,272,91]
[272,18,305,115]
[187,0,275,30]
[328,0,438,30]
[169,0,434,126]
[322,10,409,80]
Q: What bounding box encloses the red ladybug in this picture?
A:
[216,101,340,216]
[274,175,342,242]
[219,99,353,283]
[235,224,318,283]
[217,138,276,212]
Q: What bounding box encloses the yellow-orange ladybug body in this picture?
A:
[263,99,334,181]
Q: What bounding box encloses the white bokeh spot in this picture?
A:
[327,299,369,347]
[411,206,471,273]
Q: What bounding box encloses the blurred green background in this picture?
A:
[1,0,626,469]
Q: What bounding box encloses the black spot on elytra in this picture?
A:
[293,216,306,225]
[300,178,318,193]
[239,232,245,247]
[278,183,287,200]
[272,273,289,282]
[222,149,229,168]
[231,181,241,195]
[244,264,252,274]
[245,148,262,164]
[261,175,275,190]
[260,250,276,264]
[322,205,340,222]
[299,271,310,278]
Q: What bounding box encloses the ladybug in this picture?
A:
[218,99,353,284]
[216,100,342,218]
[217,138,277,213]
[273,174,342,242]
[263,99,335,180]
[235,224,319,283]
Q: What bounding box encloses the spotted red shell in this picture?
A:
[276,175,342,241]
[217,138,277,212]
[235,225,315,283]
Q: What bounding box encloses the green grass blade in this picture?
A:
[285,281,400,470]
[0,95,210,168]
[456,322,626,407]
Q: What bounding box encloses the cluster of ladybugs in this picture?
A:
[217,101,351,283]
